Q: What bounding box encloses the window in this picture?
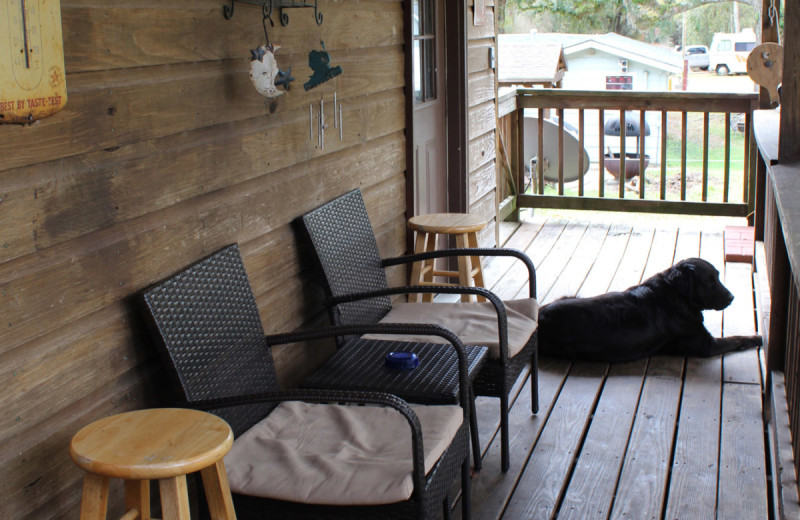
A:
[412,0,436,103]
[735,41,755,52]
[718,40,732,52]
[606,75,633,90]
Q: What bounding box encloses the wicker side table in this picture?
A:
[70,408,236,520]
[408,213,487,302]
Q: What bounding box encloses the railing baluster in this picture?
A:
[744,110,753,203]
[558,108,565,195]
[702,112,709,202]
[599,109,605,198]
[724,113,731,203]
[578,109,585,197]
[640,110,646,199]
[538,108,544,195]
[660,111,667,200]
[681,111,687,201]
[619,110,626,199]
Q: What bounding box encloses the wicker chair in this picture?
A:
[300,189,539,472]
[141,244,473,520]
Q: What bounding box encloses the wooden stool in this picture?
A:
[70,408,236,520]
[408,213,487,303]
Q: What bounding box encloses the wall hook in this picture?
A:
[261,4,274,46]
[223,0,323,27]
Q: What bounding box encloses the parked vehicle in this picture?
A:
[709,28,757,75]
[684,45,709,70]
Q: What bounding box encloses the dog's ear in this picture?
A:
[666,262,694,300]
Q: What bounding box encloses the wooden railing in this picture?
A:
[498,88,760,220]
[756,109,800,494]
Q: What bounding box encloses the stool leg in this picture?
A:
[409,231,428,303]
[125,480,151,520]
[201,460,237,520]
[79,473,109,520]
[467,231,486,302]
[159,475,191,520]
[422,233,436,302]
[455,234,474,302]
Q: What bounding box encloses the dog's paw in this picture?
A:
[721,335,763,351]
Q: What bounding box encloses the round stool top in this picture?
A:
[408,213,487,234]
[70,408,233,480]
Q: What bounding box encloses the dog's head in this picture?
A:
[665,258,734,311]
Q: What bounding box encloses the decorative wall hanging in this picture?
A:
[309,89,344,150]
[304,43,342,91]
[250,44,287,98]
[747,43,783,107]
[1,0,68,123]
[248,5,294,101]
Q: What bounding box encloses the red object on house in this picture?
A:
[724,226,755,263]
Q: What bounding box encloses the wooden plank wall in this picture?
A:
[468,0,500,247]
[0,0,410,517]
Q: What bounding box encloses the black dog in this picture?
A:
[538,258,762,363]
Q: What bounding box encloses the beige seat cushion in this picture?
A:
[364,298,538,359]
[225,401,463,506]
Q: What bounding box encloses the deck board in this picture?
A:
[457,215,782,520]
[718,382,769,519]
[502,362,608,520]
[545,222,610,302]
[702,232,725,337]
[557,360,647,520]
[536,221,590,303]
[723,261,761,385]
[607,226,654,292]
[609,356,684,520]
[663,356,722,520]
[576,223,631,298]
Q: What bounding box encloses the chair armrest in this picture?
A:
[382,247,537,298]
[266,323,472,404]
[186,389,427,492]
[326,287,512,363]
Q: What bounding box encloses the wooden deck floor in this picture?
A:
[458,214,771,520]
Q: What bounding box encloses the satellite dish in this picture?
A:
[523,116,591,182]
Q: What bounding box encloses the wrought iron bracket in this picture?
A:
[223,0,322,26]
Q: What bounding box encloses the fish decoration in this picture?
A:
[303,48,342,91]
[249,44,294,98]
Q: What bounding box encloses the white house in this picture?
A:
[499,32,683,167]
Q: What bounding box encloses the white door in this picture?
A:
[411,0,447,217]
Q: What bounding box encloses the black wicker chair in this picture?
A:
[141,244,473,520]
[300,189,539,472]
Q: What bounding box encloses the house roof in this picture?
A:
[503,32,682,74]
[497,35,568,85]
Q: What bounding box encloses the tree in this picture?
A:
[500,0,760,43]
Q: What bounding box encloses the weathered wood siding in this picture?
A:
[468,0,499,247]
[0,0,407,517]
